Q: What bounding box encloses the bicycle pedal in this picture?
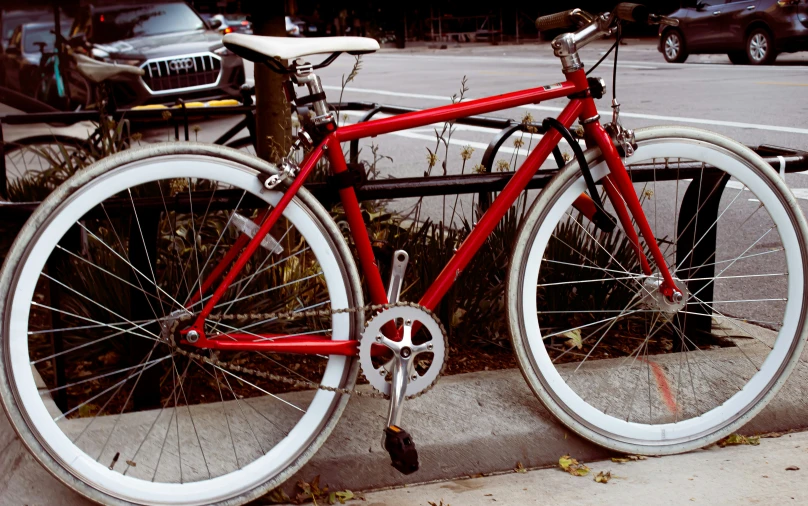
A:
[383,425,419,475]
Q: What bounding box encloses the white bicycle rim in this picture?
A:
[4,155,354,504]
[513,131,807,451]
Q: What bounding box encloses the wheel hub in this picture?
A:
[640,274,689,315]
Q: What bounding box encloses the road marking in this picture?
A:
[325,85,808,135]
[756,81,808,87]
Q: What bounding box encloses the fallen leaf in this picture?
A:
[717,434,760,447]
[563,329,583,349]
[612,455,646,463]
[334,490,354,504]
[514,462,527,473]
[451,308,467,327]
[594,470,612,484]
[125,460,136,467]
[559,455,590,476]
[785,466,800,471]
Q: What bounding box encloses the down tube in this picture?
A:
[419,99,584,312]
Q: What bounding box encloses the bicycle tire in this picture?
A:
[0,142,364,505]
[507,126,808,455]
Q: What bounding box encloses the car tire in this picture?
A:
[727,51,749,65]
[662,29,688,63]
[746,28,775,65]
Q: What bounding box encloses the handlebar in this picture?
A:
[535,9,581,32]
[535,2,678,33]
[535,2,678,66]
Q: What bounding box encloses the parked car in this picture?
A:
[68,1,245,107]
[286,16,322,37]
[2,9,51,49]
[659,0,808,65]
[0,20,73,93]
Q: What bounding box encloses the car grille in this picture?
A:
[141,53,222,94]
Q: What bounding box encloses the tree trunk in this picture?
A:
[246,3,292,164]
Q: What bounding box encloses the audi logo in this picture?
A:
[168,58,194,71]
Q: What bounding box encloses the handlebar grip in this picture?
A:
[615,3,649,23]
[535,9,577,31]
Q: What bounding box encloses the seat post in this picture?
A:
[291,59,334,127]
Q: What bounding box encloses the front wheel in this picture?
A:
[507,126,808,455]
[0,143,363,505]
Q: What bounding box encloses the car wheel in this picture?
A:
[746,28,775,65]
[662,30,688,63]
[727,51,749,65]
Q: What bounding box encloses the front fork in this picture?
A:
[584,116,680,300]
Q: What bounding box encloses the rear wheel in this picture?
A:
[508,126,808,455]
[747,28,775,65]
[0,143,363,505]
[662,30,688,63]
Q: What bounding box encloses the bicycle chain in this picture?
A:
[166,302,446,400]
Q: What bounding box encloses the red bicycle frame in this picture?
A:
[179,68,678,354]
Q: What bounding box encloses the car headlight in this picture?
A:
[213,46,231,56]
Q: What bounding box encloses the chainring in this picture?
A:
[359,303,447,398]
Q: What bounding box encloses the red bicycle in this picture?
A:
[2,4,807,505]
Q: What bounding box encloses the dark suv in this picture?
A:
[69,2,245,106]
[658,0,808,64]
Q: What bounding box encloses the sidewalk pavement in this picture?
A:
[358,429,808,506]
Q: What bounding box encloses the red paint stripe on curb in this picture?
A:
[641,358,679,415]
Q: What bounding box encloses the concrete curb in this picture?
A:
[1,355,806,504]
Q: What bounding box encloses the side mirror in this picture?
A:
[695,1,706,11]
[208,18,223,30]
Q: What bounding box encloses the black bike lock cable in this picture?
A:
[542,117,617,233]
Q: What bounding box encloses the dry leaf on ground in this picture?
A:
[514,462,527,473]
[717,434,760,447]
[611,455,647,463]
[563,329,583,349]
[559,455,590,476]
[785,466,800,471]
[594,471,612,484]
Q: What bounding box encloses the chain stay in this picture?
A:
[167,302,444,400]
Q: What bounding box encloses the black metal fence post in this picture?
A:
[675,172,730,347]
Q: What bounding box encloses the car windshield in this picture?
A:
[91,3,205,44]
[23,23,72,53]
